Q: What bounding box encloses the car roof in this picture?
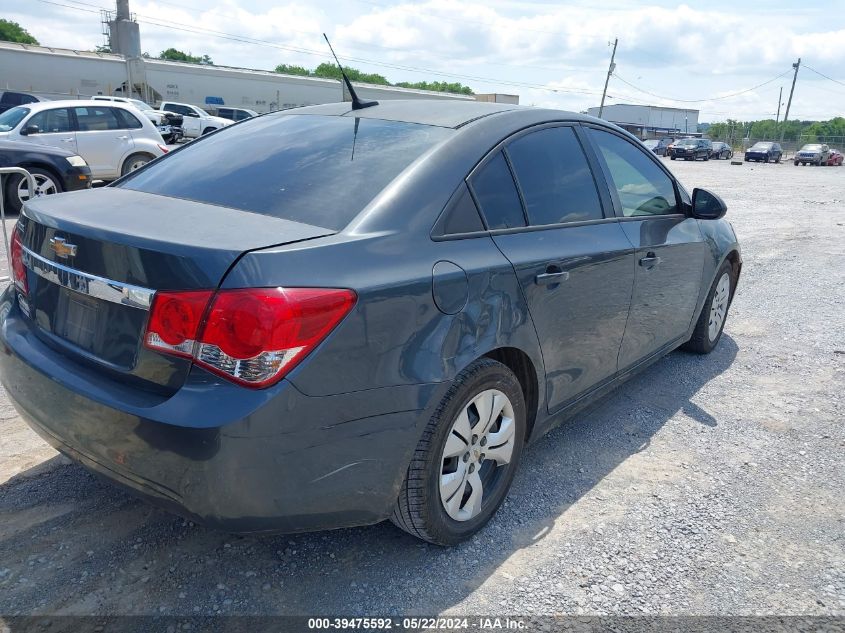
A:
[12,99,139,111]
[286,99,539,129]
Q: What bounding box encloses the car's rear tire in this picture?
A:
[3,167,63,214]
[682,260,734,354]
[390,358,526,546]
[121,153,154,176]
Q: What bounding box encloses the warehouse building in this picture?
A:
[587,104,700,138]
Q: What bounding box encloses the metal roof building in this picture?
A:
[587,104,700,138]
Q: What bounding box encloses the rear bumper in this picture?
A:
[0,288,442,533]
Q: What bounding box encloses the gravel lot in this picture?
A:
[0,159,843,618]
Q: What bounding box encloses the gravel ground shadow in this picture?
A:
[0,336,738,616]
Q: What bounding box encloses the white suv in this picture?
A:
[0,100,166,181]
[158,102,232,138]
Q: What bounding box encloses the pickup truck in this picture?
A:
[158,102,232,138]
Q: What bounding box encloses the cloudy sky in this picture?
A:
[5,0,845,121]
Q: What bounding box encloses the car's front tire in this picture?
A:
[683,260,734,354]
[391,358,526,546]
[4,167,63,214]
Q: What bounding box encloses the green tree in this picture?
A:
[395,80,474,95]
[275,63,312,76]
[159,48,213,64]
[312,62,389,85]
[273,61,474,94]
[0,19,39,45]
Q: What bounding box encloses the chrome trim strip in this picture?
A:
[21,246,155,310]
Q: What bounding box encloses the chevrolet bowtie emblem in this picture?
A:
[50,237,78,259]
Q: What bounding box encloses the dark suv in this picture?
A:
[669,138,712,161]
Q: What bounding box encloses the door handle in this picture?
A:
[535,270,569,285]
[639,252,662,268]
[60,138,74,142]
[116,135,130,140]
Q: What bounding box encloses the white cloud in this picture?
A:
[4,0,844,120]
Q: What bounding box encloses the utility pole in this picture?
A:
[598,38,618,119]
[780,59,800,142]
[775,86,783,124]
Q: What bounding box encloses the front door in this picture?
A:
[584,126,707,370]
[19,107,76,153]
[468,125,635,412]
[72,105,135,180]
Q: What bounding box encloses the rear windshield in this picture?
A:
[677,139,698,146]
[119,114,453,230]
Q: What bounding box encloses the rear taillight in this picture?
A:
[157,144,169,154]
[144,287,356,388]
[10,228,27,294]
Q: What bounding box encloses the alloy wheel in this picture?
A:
[439,389,516,522]
[708,272,731,341]
[17,173,58,204]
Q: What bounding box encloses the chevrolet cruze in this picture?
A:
[0,100,741,545]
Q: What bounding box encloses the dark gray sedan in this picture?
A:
[0,100,741,545]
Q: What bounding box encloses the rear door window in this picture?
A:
[120,114,453,230]
[468,152,526,230]
[505,126,604,226]
[74,106,123,131]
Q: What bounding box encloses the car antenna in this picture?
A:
[323,33,378,110]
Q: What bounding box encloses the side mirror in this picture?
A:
[692,188,727,220]
[186,111,199,117]
[20,124,40,136]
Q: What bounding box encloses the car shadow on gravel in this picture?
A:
[0,336,738,616]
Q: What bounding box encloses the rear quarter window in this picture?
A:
[119,114,453,230]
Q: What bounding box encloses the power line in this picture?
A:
[803,64,845,87]
[612,70,793,103]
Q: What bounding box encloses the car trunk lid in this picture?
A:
[17,187,335,393]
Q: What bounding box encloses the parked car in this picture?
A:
[826,149,843,166]
[0,91,49,115]
[0,101,741,546]
[91,96,184,144]
[0,139,91,213]
[744,141,782,163]
[642,138,671,156]
[710,141,733,160]
[0,100,167,181]
[158,101,232,138]
[794,143,831,166]
[215,107,258,122]
[669,138,712,161]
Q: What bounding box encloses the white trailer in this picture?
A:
[0,41,473,113]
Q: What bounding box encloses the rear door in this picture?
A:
[469,124,635,413]
[19,107,77,153]
[72,105,134,180]
[584,126,707,370]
